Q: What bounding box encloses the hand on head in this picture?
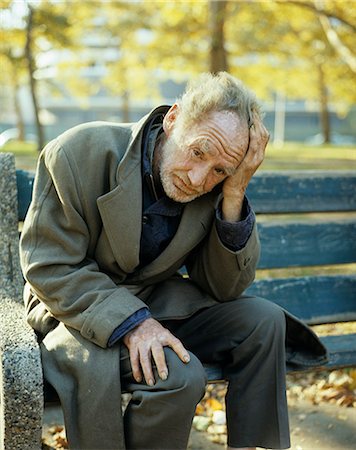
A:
[221,110,269,222]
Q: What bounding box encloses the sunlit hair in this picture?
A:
[176,72,261,128]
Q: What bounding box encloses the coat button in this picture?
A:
[142,215,149,224]
[87,329,94,338]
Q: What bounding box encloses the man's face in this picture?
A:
[157,109,249,203]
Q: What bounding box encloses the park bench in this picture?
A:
[1,150,355,449]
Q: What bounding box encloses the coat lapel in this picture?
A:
[96,105,170,274]
[136,190,219,279]
[96,163,142,274]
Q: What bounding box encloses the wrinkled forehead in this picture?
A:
[181,110,249,154]
[175,110,249,143]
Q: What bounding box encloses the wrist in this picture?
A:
[222,193,245,222]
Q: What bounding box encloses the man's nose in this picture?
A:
[187,165,209,187]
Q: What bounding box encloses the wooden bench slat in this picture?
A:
[319,333,356,370]
[16,169,34,221]
[247,171,356,213]
[258,220,356,268]
[247,275,356,325]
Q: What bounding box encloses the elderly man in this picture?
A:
[20,72,326,450]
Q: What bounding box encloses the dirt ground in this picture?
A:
[42,397,356,450]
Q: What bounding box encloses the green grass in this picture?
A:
[263,142,356,171]
[1,140,38,171]
[1,140,37,155]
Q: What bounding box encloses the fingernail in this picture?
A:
[148,379,154,386]
[160,371,168,381]
[135,376,142,383]
[183,354,190,363]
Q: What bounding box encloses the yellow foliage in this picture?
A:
[205,397,224,411]
[1,0,354,112]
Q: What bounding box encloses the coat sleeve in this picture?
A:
[185,216,260,301]
[20,139,147,348]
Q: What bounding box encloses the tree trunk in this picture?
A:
[25,5,45,151]
[122,90,130,123]
[273,91,286,149]
[11,65,25,141]
[209,0,228,73]
[317,62,331,144]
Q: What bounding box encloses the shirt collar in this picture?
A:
[142,115,184,216]
[143,123,163,178]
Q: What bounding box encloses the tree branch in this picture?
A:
[317,11,356,73]
[278,0,356,32]
[278,0,356,72]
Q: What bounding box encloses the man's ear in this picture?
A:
[163,104,179,136]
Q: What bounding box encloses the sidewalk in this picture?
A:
[42,398,356,449]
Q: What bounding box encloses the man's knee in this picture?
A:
[163,348,207,401]
[219,297,286,345]
[219,299,287,376]
[252,297,286,336]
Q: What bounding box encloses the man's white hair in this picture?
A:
[177,72,261,128]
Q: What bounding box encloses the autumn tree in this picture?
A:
[99,1,156,122]
[142,0,355,143]
[144,0,355,142]
[0,24,27,140]
[272,0,356,142]
[2,0,353,144]
[209,0,228,73]
[1,0,97,150]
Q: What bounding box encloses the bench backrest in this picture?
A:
[7,155,356,326]
[247,171,356,325]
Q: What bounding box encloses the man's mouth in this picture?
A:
[175,177,199,195]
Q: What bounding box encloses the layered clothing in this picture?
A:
[20,106,327,449]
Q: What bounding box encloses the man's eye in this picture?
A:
[192,149,202,158]
[214,168,226,176]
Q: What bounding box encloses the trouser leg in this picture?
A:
[121,347,207,450]
[41,323,125,450]
[164,296,291,449]
[41,323,206,450]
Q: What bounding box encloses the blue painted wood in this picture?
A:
[247,171,356,213]
[16,170,356,218]
[258,220,356,268]
[16,170,34,221]
[320,334,356,370]
[246,275,356,325]
[203,365,225,383]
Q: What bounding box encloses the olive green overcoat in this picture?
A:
[20,105,260,345]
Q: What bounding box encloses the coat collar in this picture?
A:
[116,105,169,187]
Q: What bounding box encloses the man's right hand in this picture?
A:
[123,317,190,386]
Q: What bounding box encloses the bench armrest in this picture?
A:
[0,291,43,450]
